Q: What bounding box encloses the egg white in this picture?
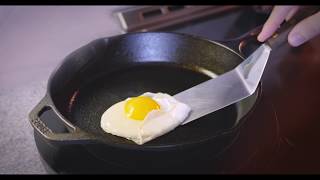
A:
[100,92,191,145]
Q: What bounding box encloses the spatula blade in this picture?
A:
[174,44,271,125]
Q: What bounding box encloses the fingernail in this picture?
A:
[289,33,306,47]
[257,33,264,42]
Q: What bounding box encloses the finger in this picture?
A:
[285,6,300,21]
[288,11,320,47]
[257,6,296,42]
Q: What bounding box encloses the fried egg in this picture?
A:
[100,92,191,145]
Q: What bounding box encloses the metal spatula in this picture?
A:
[175,8,317,125]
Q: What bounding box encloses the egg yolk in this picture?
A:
[124,96,160,120]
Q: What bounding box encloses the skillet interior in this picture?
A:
[48,32,259,147]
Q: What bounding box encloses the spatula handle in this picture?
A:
[266,6,320,49]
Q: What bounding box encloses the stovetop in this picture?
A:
[37,6,320,174]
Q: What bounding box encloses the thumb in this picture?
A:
[288,11,320,47]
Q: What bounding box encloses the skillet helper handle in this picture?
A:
[29,95,94,144]
[266,6,320,49]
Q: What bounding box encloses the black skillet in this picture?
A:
[29,8,315,173]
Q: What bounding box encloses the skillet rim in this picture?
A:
[44,31,261,150]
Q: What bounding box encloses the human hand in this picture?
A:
[257,6,320,47]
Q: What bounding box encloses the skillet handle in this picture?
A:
[266,6,320,49]
[29,95,95,144]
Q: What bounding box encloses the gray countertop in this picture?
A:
[0,6,127,174]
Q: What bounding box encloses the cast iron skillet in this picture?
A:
[29,9,314,172]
